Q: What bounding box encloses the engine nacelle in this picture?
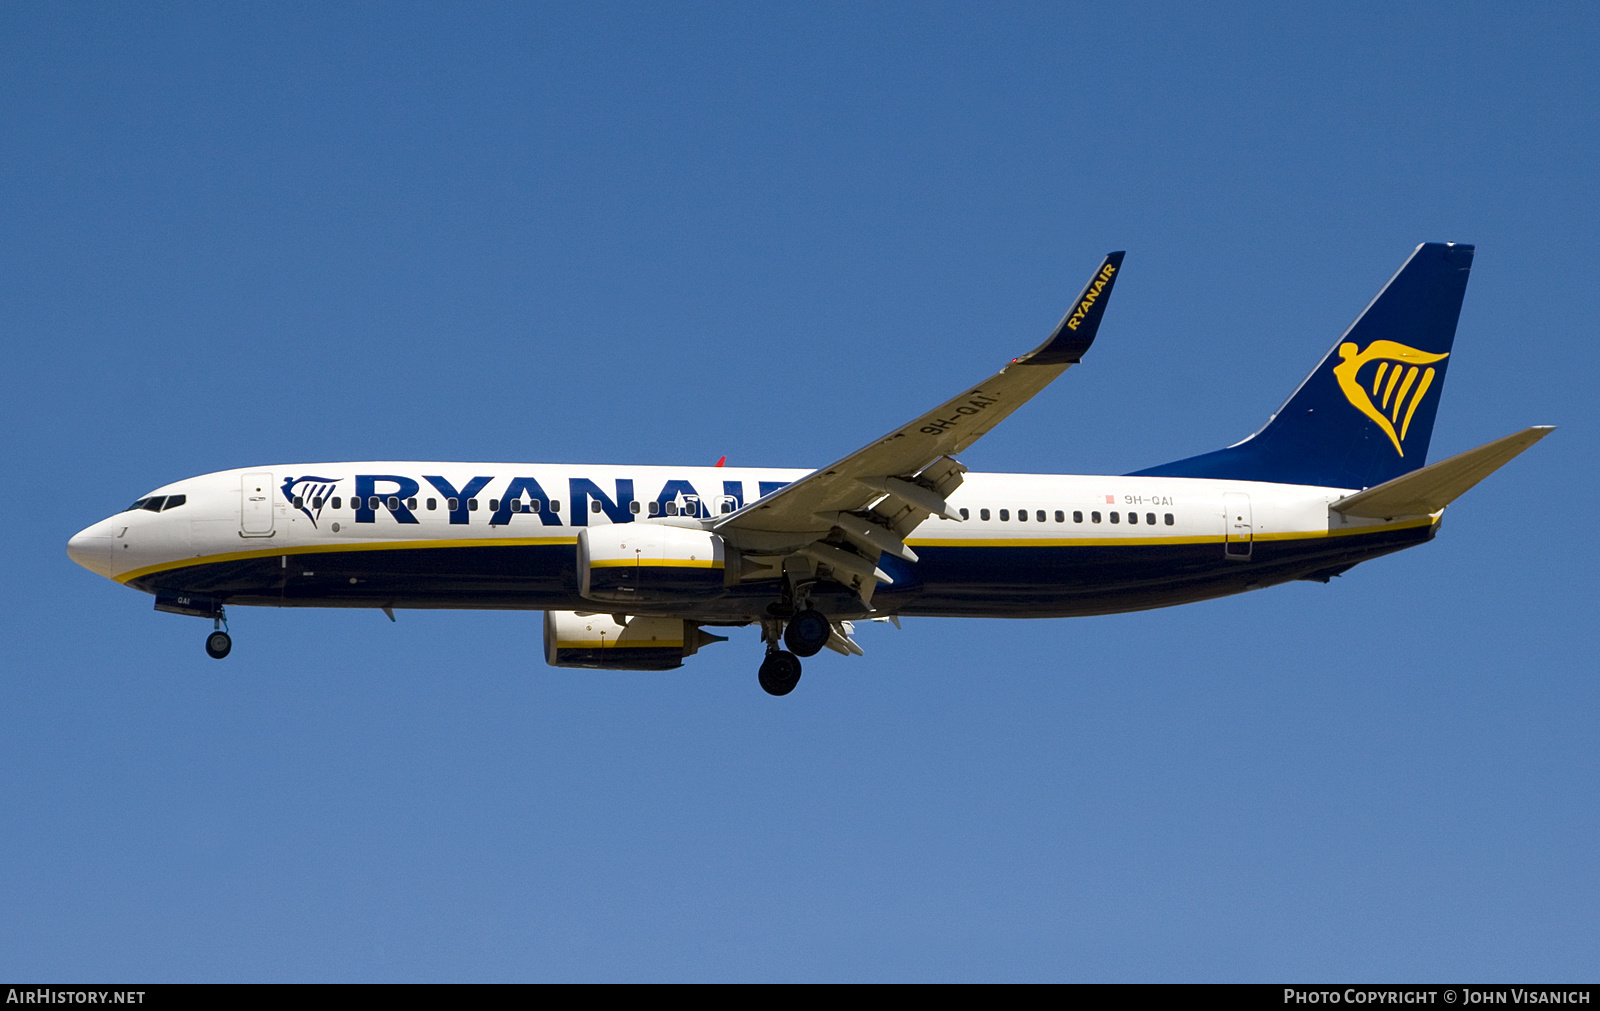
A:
[543,610,724,670]
[576,523,728,603]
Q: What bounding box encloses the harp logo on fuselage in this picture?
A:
[282,475,342,528]
[1332,341,1450,456]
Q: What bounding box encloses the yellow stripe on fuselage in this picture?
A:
[118,515,1435,584]
[586,558,723,569]
[906,514,1435,548]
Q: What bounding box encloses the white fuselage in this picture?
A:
[68,462,1435,622]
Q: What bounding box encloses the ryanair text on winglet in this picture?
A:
[1065,261,1118,330]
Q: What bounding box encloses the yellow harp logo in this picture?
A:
[1332,341,1450,456]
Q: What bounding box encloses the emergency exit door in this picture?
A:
[1223,492,1252,559]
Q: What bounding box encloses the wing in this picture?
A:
[714,251,1125,602]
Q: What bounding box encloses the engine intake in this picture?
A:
[577,524,728,603]
[544,610,726,670]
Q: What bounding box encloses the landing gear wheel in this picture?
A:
[205,631,232,659]
[783,608,831,658]
[758,650,802,696]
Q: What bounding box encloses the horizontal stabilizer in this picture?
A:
[1331,426,1554,519]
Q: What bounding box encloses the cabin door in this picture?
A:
[1223,492,1252,560]
[241,472,276,537]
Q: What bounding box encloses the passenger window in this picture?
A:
[310,497,322,510]
[1016,509,1025,522]
[332,497,342,509]
[407,498,417,510]
[1127,511,1137,524]
[648,501,660,516]
[549,500,561,513]
[489,499,500,511]
[294,496,304,509]
[368,496,380,510]
[1146,513,1156,525]
[142,496,166,512]
[510,499,522,512]
[665,501,678,516]
[1110,512,1119,523]
[468,498,478,511]
[999,509,1009,521]
[720,500,734,514]
[630,501,642,514]
[980,509,990,521]
[1037,510,1046,523]
[1164,513,1174,526]
[1054,510,1064,522]
[447,497,459,511]
[960,508,969,520]
[591,500,603,513]
[530,500,542,513]
[426,498,436,511]
[1091,511,1101,523]
[387,496,399,511]
[1073,510,1082,523]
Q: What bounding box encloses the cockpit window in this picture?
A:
[124,494,186,513]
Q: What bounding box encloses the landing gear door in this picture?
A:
[1223,491,1252,559]
[241,472,275,537]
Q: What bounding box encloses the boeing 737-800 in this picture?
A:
[67,243,1550,695]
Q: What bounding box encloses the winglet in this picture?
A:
[1012,251,1126,365]
[1331,426,1553,519]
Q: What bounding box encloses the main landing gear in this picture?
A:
[783,608,831,658]
[758,648,802,696]
[757,606,832,696]
[204,610,231,659]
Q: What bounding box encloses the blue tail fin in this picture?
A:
[1131,242,1475,489]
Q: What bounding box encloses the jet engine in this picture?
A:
[576,524,728,603]
[543,610,726,670]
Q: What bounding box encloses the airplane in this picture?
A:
[66,242,1551,696]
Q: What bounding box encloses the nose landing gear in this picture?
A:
[204,610,231,660]
[205,630,232,659]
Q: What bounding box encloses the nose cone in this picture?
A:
[67,520,116,578]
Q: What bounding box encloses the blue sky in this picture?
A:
[3,2,1597,981]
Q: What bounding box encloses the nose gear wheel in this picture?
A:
[205,631,232,659]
